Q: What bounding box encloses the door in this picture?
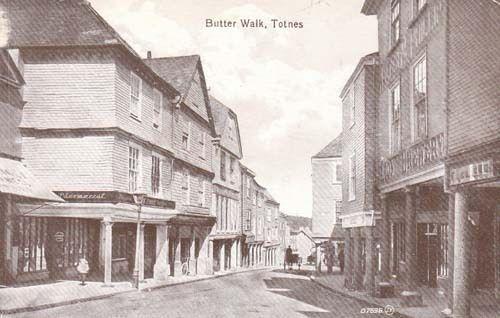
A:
[417,223,438,287]
[144,226,156,279]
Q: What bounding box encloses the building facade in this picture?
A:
[207,96,243,272]
[262,189,280,267]
[340,52,381,292]
[0,49,62,285]
[311,134,343,270]
[358,0,500,315]
[4,0,215,285]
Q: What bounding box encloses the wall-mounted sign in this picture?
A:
[380,133,445,184]
[449,159,498,186]
[54,231,64,242]
[341,211,380,229]
[54,191,175,209]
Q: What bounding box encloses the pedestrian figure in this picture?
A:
[285,246,293,270]
[338,247,345,274]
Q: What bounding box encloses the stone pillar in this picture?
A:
[231,240,237,270]
[220,241,226,271]
[173,227,182,276]
[380,193,391,282]
[154,224,170,280]
[316,244,322,273]
[353,228,363,290]
[250,245,254,266]
[138,223,145,282]
[452,189,472,318]
[102,220,113,286]
[443,192,455,313]
[400,186,423,307]
[364,227,376,294]
[344,229,352,288]
[189,227,197,275]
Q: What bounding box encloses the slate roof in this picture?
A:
[312,133,342,159]
[281,214,312,232]
[262,188,279,205]
[210,95,231,136]
[0,0,139,57]
[144,55,200,99]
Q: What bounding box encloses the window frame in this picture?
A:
[182,121,191,151]
[198,177,205,207]
[349,86,356,128]
[220,150,227,181]
[390,81,401,154]
[199,131,206,159]
[391,0,401,48]
[152,89,162,130]
[130,72,142,120]
[128,144,141,193]
[151,153,162,197]
[348,152,356,201]
[412,53,428,141]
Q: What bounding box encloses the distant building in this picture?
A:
[311,134,343,240]
[289,227,315,264]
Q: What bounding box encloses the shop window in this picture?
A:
[437,224,448,277]
[413,54,427,140]
[391,222,406,275]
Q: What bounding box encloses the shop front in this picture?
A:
[18,191,216,285]
[0,157,63,285]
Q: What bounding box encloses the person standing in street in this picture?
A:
[285,245,293,270]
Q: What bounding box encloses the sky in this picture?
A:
[92,0,378,217]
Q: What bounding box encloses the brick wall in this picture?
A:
[447,0,500,155]
[342,62,380,217]
[311,157,342,236]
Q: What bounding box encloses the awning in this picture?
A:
[0,158,63,202]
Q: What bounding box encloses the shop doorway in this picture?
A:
[417,223,448,287]
[144,225,156,279]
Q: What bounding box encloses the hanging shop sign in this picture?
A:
[380,133,445,184]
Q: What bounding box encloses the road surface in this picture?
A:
[10,269,389,318]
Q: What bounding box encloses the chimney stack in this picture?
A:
[147,51,152,59]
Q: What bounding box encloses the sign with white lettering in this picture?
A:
[380,133,445,184]
[449,159,498,186]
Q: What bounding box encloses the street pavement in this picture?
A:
[7,269,390,318]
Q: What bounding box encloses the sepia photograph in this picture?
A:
[0,0,499,317]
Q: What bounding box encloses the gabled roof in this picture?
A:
[361,0,383,15]
[0,49,24,86]
[209,95,243,159]
[144,55,200,100]
[281,214,312,232]
[312,133,342,159]
[262,188,279,205]
[340,52,379,98]
[0,0,139,57]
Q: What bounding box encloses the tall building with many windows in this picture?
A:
[207,96,243,272]
[340,52,380,292]
[5,0,215,286]
[359,0,500,314]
